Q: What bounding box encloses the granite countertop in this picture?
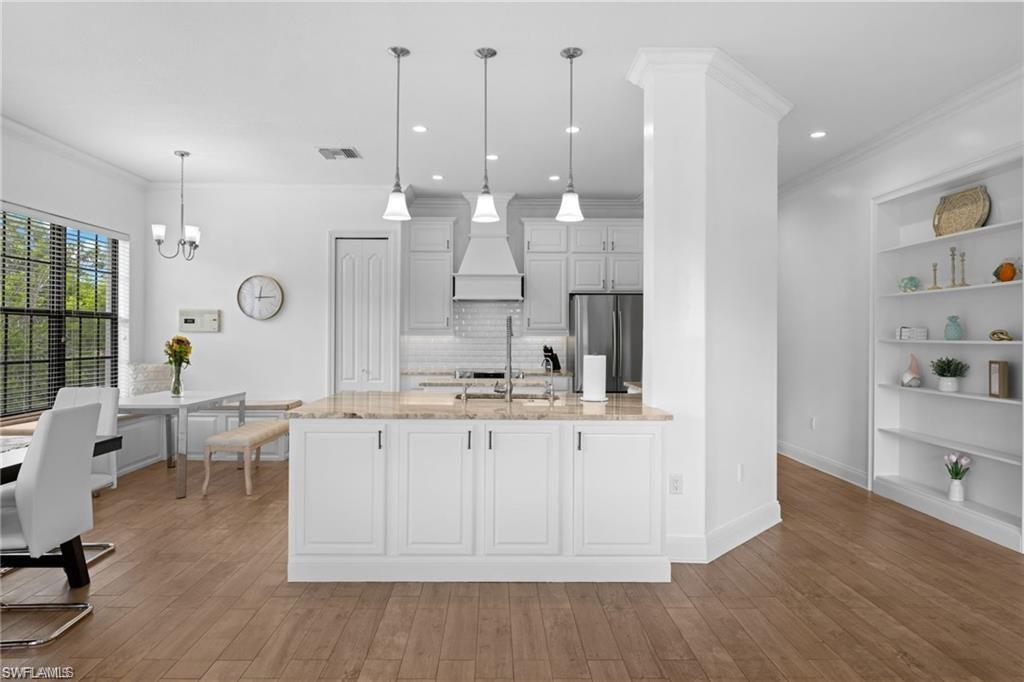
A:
[402,368,574,377]
[287,391,671,421]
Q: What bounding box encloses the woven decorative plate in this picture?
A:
[933,185,990,236]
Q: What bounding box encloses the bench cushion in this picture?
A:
[205,420,289,450]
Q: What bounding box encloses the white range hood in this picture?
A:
[454,192,523,301]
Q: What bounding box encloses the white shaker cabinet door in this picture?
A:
[524,255,568,332]
[569,255,607,292]
[573,427,661,555]
[405,251,453,332]
[294,425,386,555]
[608,254,643,292]
[607,224,643,253]
[569,224,608,252]
[484,423,561,555]
[524,221,568,253]
[409,219,452,252]
[396,423,474,555]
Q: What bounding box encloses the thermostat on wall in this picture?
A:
[179,309,221,333]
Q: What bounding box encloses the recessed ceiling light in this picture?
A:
[412,125,428,133]
[809,130,827,139]
[565,126,580,134]
[431,174,444,181]
[548,175,561,181]
[486,153,499,161]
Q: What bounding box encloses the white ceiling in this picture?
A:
[2,2,1021,197]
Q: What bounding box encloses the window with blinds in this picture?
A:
[1,209,130,417]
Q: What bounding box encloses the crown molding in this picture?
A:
[780,64,1024,197]
[627,48,792,121]
[2,116,149,187]
[145,181,390,192]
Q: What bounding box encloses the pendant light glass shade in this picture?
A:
[556,190,583,222]
[556,47,584,223]
[383,189,411,221]
[383,46,411,221]
[152,150,200,261]
[472,48,500,223]
[472,190,500,223]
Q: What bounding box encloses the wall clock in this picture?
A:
[237,275,284,320]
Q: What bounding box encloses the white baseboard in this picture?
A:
[288,556,671,582]
[778,440,868,488]
[116,454,163,477]
[705,500,782,562]
[664,534,709,563]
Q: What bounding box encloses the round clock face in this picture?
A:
[237,275,284,320]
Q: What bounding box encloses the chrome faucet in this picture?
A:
[504,315,514,403]
[542,357,555,406]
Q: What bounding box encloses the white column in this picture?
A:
[628,48,791,561]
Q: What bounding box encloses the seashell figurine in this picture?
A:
[901,353,923,388]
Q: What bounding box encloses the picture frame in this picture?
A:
[988,360,1009,399]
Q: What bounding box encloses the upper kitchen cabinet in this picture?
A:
[404,218,454,334]
[524,255,568,331]
[608,254,643,292]
[569,224,608,252]
[525,221,567,253]
[409,218,453,252]
[608,224,643,253]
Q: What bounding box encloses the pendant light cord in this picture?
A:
[179,152,185,239]
[393,52,402,190]
[567,55,574,191]
[482,54,489,191]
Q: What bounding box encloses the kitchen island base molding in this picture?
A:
[288,557,670,582]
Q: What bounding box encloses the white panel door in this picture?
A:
[525,222,568,253]
[298,428,386,554]
[609,254,643,292]
[397,423,474,555]
[405,252,453,332]
[569,225,608,252]
[484,423,561,555]
[608,224,643,253]
[570,255,607,292]
[524,255,568,332]
[335,238,393,391]
[574,427,661,555]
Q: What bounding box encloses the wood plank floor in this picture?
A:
[2,456,1021,680]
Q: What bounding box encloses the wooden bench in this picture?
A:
[203,420,289,496]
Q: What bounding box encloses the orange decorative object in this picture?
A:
[993,261,1017,282]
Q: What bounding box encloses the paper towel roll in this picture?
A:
[582,355,608,402]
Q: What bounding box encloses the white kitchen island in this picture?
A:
[287,391,672,582]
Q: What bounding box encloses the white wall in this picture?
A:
[778,73,1024,486]
[1,119,149,362]
[143,184,392,402]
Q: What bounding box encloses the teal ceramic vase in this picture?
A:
[944,315,964,341]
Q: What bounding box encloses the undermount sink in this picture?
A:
[464,394,563,406]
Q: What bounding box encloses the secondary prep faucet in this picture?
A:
[504,315,514,403]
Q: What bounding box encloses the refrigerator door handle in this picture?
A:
[611,304,620,379]
[614,308,623,378]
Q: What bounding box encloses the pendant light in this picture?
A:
[472,47,500,223]
[152,150,201,261]
[556,47,585,223]
[383,46,412,221]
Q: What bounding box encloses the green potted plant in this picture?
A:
[930,356,968,393]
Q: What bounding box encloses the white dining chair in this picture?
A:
[53,387,119,492]
[0,403,100,649]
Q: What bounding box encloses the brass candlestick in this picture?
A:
[928,262,942,290]
[958,250,968,287]
[949,247,957,288]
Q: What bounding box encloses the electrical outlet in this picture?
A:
[810,416,818,430]
[669,474,683,495]
[737,463,744,482]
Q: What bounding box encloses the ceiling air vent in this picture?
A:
[318,147,362,160]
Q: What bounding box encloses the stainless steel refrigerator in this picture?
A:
[568,294,642,393]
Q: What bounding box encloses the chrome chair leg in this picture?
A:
[0,601,93,649]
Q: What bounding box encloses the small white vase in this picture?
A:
[948,479,965,502]
[938,377,960,393]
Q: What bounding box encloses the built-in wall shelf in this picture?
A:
[873,475,1021,550]
[871,150,1023,553]
[876,427,1022,466]
[878,280,1022,299]
[877,339,1022,346]
[876,219,1023,255]
[877,383,1023,407]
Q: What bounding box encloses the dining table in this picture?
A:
[118,390,246,498]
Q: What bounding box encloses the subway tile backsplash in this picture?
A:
[402,301,566,372]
